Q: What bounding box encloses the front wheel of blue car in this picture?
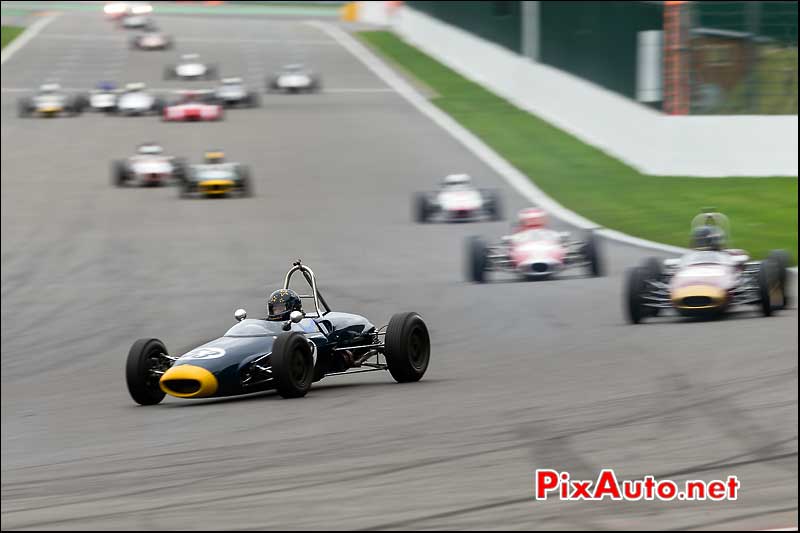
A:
[385,312,430,383]
[126,338,168,405]
[272,332,314,398]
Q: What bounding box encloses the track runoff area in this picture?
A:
[0,4,797,531]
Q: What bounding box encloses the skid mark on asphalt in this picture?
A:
[3,438,527,528]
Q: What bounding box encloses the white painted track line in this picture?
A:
[1,13,60,65]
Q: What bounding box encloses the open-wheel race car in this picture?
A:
[415,174,502,223]
[130,26,172,50]
[125,261,431,404]
[87,81,119,112]
[179,150,251,198]
[113,83,165,116]
[626,211,791,323]
[162,91,223,122]
[210,78,261,108]
[113,142,186,187]
[17,84,87,118]
[466,208,602,282]
[267,64,321,93]
[164,54,217,80]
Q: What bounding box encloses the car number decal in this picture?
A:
[180,347,226,360]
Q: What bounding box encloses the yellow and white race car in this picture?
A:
[17,84,87,118]
[179,151,252,198]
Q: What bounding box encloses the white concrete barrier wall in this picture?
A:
[355,1,390,26]
[393,7,798,178]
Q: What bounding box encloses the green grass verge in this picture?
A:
[358,31,798,263]
[1,26,24,49]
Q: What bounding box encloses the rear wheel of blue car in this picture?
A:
[126,338,168,405]
[385,312,430,383]
[272,332,314,398]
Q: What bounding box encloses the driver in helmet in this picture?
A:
[691,225,725,251]
[204,150,225,164]
[266,288,303,321]
[514,207,547,233]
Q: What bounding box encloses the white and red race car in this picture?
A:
[466,208,602,282]
[112,143,186,187]
[414,174,502,223]
[162,91,223,122]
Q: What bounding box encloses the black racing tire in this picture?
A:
[466,236,488,283]
[643,257,662,280]
[125,338,168,405]
[767,249,791,309]
[172,157,187,182]
[67,100,82,116]
[271,332,314,398]
[163,65,175,80]
[309,76,322,93]
[237,165,252,197]
[485,190,503,221]
[247,91,261,108]
[414,192,430,223]
[583,232,603,277]
[384,312,430,383]
[17,98,32,118]
[758,259,777,317]
[266,77,279,93]
[130,36,139,49]
[180,180,194,198]
[113,160,129,186]
[641,257,663,316]
[205,65,218,80]
[625,266,647,324]
[72,94,88,114]
[152,97,165,114]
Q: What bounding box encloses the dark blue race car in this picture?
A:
[126,261,431,404]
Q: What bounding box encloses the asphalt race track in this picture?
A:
[1,7,797,530]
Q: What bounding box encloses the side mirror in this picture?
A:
[664,258,680,268]
[290,310,304,323]
[234,308,247,322]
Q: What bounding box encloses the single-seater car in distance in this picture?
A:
[130,26,172,50]
[466,208,602,282]
[415,174,502,223]
[119,12,155,30]
[17,84,87,118]
[626,211,791,323]
[162,91,223,122]
[104,1,151,18]
[179,150,250,197]
[125,260,431,404]
[87,81,119,112]
[210,78,260,108]
[113,83,165,115]
[267,64,321,93]
[164,54,217,80]
[113,142,186,187]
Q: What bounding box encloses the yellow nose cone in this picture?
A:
[671,284,727,309]
[160,365,218,398]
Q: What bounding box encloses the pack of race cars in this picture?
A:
[71,4,791,406]
[19,4,322,121]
